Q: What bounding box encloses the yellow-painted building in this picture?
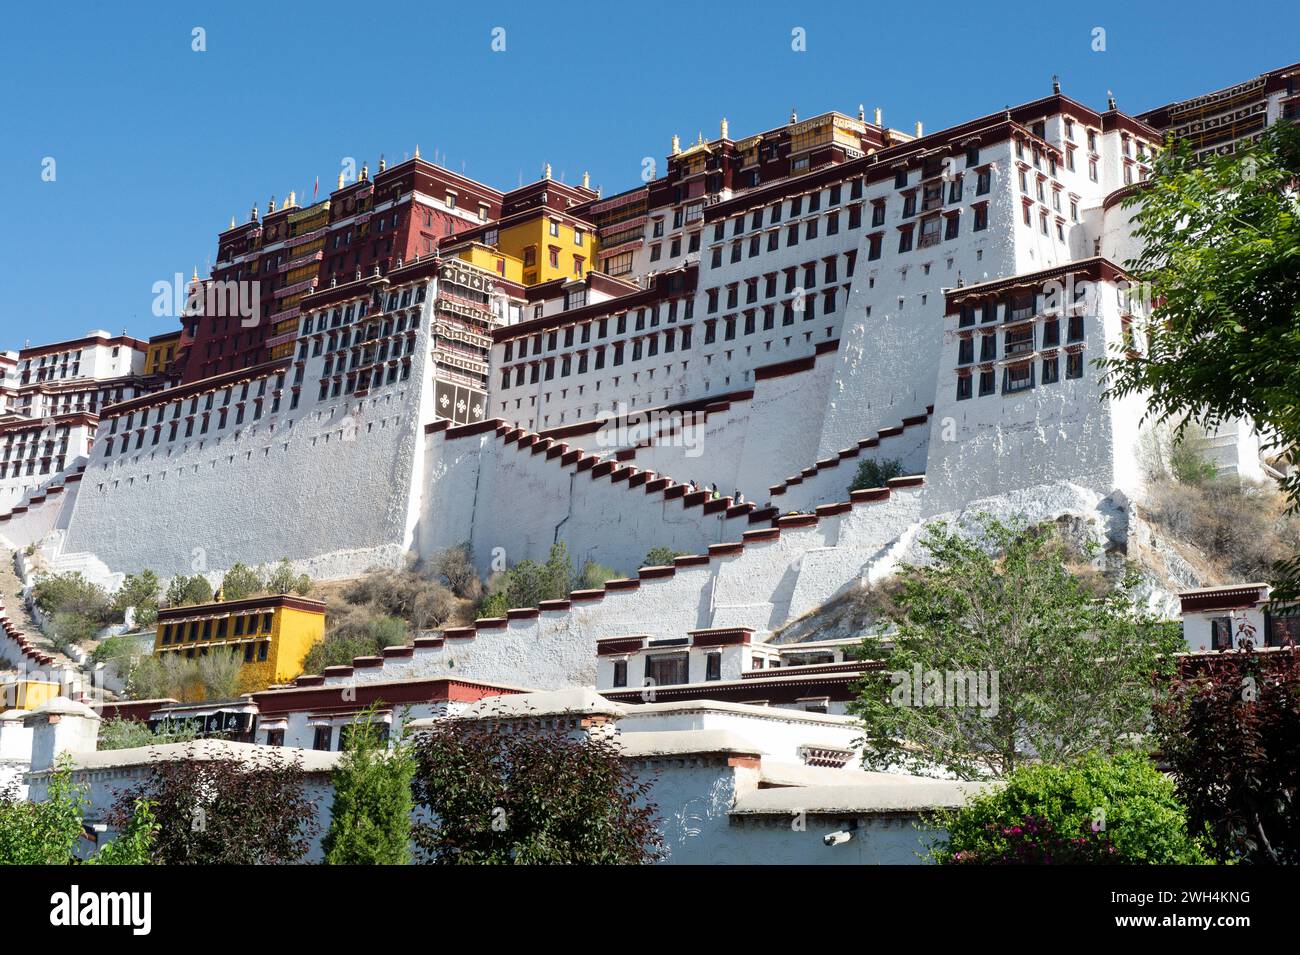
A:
[454,241,525,285]
[153,594,326,692]
[497,210,598,286]
[2,678,62,711]
[144,331,182,376]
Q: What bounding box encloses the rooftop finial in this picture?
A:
[267,196,275,214]
[378,154,386,173]
[720,117,729,139]
[582,170,590,189]
[874,106,883,126]
[1052,74,1061,94]
[414,144,421,159]
[287,190,296,208]
[230,215,236,229]
[790,107,797,124]
[360,162,368,181]
[1107,89,1117,110]
[338,169,345,189]
[543,162,552,180]
[250,204,258,222]
[671,133,680,154]
[915,121,924,137]
[858,104,865,122]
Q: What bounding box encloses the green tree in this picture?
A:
[111,570,161,630]
[931,752,1210,864]
[478,542,578,617]
[49,610,97,652]
[644,547,684,568]
[91,634,152,689]
[220,562,264,601]
[165,574,213,607]
[301,613,409,675]
[0,759,155,864]
[1101,121,1300,597]
[322,709,415,864]
[850,515,1182,780]
[849,457,903,493]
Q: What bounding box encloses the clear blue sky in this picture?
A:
[1,0,1295,351]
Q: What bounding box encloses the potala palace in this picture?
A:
[1,61,1296,863]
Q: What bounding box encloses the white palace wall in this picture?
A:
[60,346,434,583]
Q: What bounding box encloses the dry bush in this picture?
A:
[1146,477,1300,583]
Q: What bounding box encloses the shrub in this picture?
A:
[575,561,619,591]
[477,542,577,616]
[1144,476,1300,585]
[1156,646,1300,863]
[849,457,903,493]
[0,758,155,864]
[322,709,415,865]
[49,610,97,652]
[125,653,241,703]
[108,746,318,864]
[1169,434,1219,485]
[32,571,111,622]
[266,558,311,596]
[433,544,481,600]
[411,716,662,864]
[91,633,151,685]
[301,611,409,675]
[931,752,1210,864]
[98,718,199,751]
[644,547,683,568]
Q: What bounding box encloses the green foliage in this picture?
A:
[322,709,415,865]
[575,561,619,591]
[0,759,155,864]
[478,542,589,616]
[411,717,662,864]
[165,574,213,607]
[931,752,1210,864]
[644,547,684,568]
[49,610,96,652]
[33,572,111,649]
[126,653,239,702]
[1168,434,1219,486]
[111,570,161,630]
[98,718,200,751]
[850,514,1183,779]
[90,633,150,686]
[220,562,264,601]
[1101,121,1300,598]
[266,558,313,596]
[849,457,903,493]
[302,613,409,675]
[86,800,158,865]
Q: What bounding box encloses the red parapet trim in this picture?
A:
[322,665,355,678]
[611,466,634,483]
[748,506,780,523]
[673,554,711,568]
[683,490,709,508]
[816,502,852,516]
[560,449,582,466]
[351,656,384,669]
[777,514,819,529]
[517,434,538,449]
[628,471,650,489]
[638,565,676,580]
[663,484,686,500]
[569,589,606,602]
[507,608,540,620]
[591,461,615,478]
[604,578,641,592]
[545,443,566,460]
[538,599,572,612]
[503,429,523,444]
[475,617,508,631]
[708,542,744,557]
[850,487,891,503]
[381,645,414,658]
[413,636,444,648]
[701,497,731,515]
[614,447,637,462]
[576,455,597,472]
[442,627,475,640]
[742,528,780,543]
[644,477,670,493]
[814,339,841,355]
[597,636,646,656]
[888,475,925,489]
[755,355,816,381]
[424,419,451,434]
